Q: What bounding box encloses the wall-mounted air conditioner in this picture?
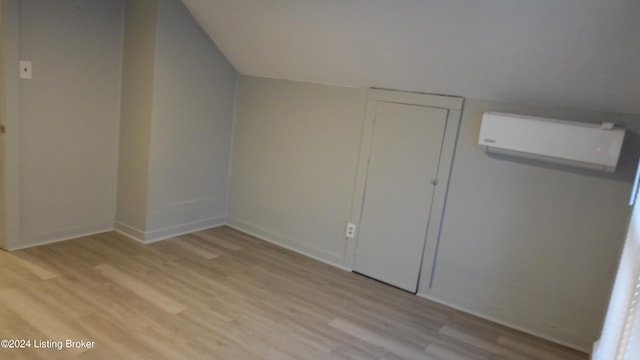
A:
[479,112,626,173]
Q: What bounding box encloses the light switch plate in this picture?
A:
[19,60,32,79]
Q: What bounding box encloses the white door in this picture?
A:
[354,101,448,292]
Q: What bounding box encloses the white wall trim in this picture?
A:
[145,216,225,243]
[8,222,114,251]
[417,108,463,291]
[2,0,21,250]
[227,219,351,272]
[115,216,225,244]
[417,289,590,353]
[113,221,146,243]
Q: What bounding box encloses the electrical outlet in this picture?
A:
[345,223,356,238]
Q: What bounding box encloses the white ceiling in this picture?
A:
[182,0,640,114]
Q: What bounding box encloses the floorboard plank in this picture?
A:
[0,227,588,359]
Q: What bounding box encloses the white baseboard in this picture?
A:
[9,222,115,251]
[145,216,226,243]
[417,289,591,353]
[113,222,146,243]
[115,217,226,244]
[226,219,350,272]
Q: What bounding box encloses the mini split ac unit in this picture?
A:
[479,112,626,173]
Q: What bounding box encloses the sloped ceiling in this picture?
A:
[182,0,640,114]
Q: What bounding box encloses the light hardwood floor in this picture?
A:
[0,227,588,359]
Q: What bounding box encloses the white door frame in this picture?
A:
[1,0,22,250]
[346,88,464,292]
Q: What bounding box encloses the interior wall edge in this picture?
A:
[1,0,21,250]
[223,75,240,222]
[116,216,225,245]
[113,221,146,243]
[116,0,159,235]
[110,0,127,226]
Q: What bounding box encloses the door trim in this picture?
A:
[1,0,22,250]
[346,88,464,293]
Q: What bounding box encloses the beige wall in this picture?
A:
[229,76,640,349]
[145,0,236,240]
[16,0,124,248]
[228,76,367,265]
[2,0,638,350]
[3,0,237,247]
[115,0,157,238]
[423,100,640,350]
[116,0,237,242]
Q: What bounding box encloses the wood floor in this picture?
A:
[0,226,588,359]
